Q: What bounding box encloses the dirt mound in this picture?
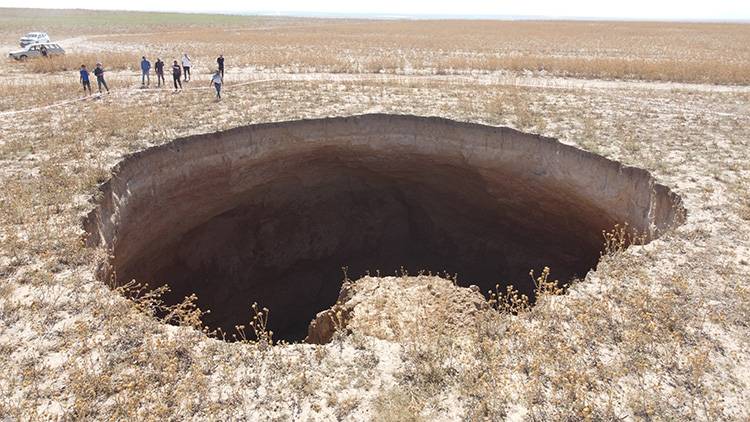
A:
[307,276,491,344]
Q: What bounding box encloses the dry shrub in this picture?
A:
[116,281,207,331]
[602,223,645,256]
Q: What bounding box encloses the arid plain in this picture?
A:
[0,8,749,420]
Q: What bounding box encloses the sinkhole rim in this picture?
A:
[83,113,686,344]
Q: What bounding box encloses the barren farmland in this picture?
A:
[0,8,749,421]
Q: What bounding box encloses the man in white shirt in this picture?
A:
[210,69,222,100]
[181,53,192,82]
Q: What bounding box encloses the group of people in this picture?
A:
[78,53,226,99]
[140,53,191,90]
[78,62,109,96]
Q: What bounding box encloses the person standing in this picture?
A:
[210,69,222,100]
[181,53,192,82]
[155,58,165,87]
[217,54,224,80]
[172,60,182,92]
[79,64,92,96]
[140,56,151,87]
[40,44,48,58]
[93,62,109,93]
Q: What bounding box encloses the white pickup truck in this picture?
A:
[19,32,50,47]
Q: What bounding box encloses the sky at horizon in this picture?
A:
[2,0,750,21]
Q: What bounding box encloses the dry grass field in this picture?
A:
[1,7,749,421]
[107,20,750,83]
[2,8,750,83]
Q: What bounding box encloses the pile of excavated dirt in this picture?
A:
[84,114,684,342]
[306,276,492,344]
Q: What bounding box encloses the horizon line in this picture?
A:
[3,6,750,24]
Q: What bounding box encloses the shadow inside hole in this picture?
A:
[127,156,609,342]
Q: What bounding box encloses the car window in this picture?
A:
[29,45,38,51]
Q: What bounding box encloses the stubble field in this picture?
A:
[0,8,749,421]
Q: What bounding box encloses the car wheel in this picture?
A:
[18,55,27,61]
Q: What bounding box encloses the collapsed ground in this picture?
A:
[83,115,682,343]
[0,11,749,421]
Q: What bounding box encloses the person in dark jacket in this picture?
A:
[155,58,165,87]
[172,60,182,91]
[217,54,224,80]
[79,64,91,96]
[93,62,109,93]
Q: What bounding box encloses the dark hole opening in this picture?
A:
[119,153,605,342]
[87,116,683,344]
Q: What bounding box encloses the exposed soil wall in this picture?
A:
[84,114,684,341]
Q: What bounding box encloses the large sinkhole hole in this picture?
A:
[84,114,684,343]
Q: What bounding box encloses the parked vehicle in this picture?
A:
[8,43,65,61]
[19,32,50,47]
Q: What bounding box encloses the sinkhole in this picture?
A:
[84,114,685,343]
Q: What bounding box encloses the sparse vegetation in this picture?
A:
[23,52,140,73]
[91,19,750,84]
[0,7,749,421]
[3,9,750,83]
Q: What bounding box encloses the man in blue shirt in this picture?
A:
[79,64,91,96]
[140,56,151,87]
